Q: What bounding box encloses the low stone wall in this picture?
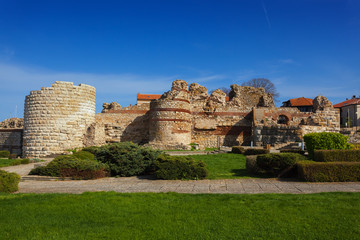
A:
[0,129,23,156]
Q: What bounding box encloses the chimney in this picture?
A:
[353,95,356,99]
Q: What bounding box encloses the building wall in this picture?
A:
[0,129,23,156]
[94,105,150,145]
[341,105,360,127]
[253,107,340,146]
[23,81,96,158]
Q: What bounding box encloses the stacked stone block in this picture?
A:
[149,80,192,149]
[23,81,95,158]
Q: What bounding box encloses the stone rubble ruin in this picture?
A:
[0,80,340,158]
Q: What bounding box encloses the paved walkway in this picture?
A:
[2,162,360,194]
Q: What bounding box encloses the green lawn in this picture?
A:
[191,153,254,179]
[0,192,359,239]
[0,158,16,167]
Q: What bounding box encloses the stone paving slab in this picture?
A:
[16,177,360,194]
[3,162,360,195]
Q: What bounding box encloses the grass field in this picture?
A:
[0,158,16,167]
[190,153,254,179]
[0,192,359,239]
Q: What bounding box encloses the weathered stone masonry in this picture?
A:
[17,79,340,158]
[23,81,95,158]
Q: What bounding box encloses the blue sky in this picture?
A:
[0,0,359,120]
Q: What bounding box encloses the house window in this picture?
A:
[277,115,289,125]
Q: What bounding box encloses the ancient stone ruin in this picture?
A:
[0,80,341,157]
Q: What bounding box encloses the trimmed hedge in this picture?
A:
[95,142,163,177]
[245,155,259,174]
[314,149,360,162]
[10,158,30,166]
[154,155,208,180]
[231,146,245,154]
[0,150,10,158]
[297,160,360,182]
[244,148,269,155]
[256,153,306,177]
[280,149,305,155]
[0,170,20,193]
[29,155,108,180]
[303,132,352,159]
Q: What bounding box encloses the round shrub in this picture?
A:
[0,170,20,193]
[154,155,208,180]
[0,150,10,158]
[95,142,163,177]
[29,155,108,180]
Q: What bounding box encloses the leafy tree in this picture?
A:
[241,78,279,101]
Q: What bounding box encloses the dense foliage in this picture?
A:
[279,149,305,155]
[82,146,100,155]
[297,161,360,182]
[314,149,360,162]
[30,155,108,180]
[95,142,163,177]
[256,153,306,177]
[72,151,96,161]
[0,170,20,193]
[303,132,352,159]
[0,150,10,158]
[154,155,208,180]
[244,148,269,155]
[231,146,245,154]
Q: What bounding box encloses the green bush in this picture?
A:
[256,153,306,177]
[245,155,259,174]
[82,146,101,155]
[29,155,108,180]
[10,158,30,166]
[154,155,208,180]
[303,132,352,159]
[244,148,269,155]
[0,150,10,158]
[314,150,360,162]
[73,151,95,161]
[231,146,245,154]
[95,142,163,177]
[280,149,305,155]
[0,170,20,193]
[297,160,360,182]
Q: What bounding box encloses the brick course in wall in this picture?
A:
[18,80,341,155]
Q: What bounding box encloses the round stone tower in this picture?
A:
[149,80,191,149]
[23,81,96,158]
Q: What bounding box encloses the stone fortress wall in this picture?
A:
[0,79,340,158]
[23,81,96,158]
[0,118,24,155]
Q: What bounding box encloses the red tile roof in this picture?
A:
[137,94,162,101]
[334,98,360,108]
[289,97,313,107]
